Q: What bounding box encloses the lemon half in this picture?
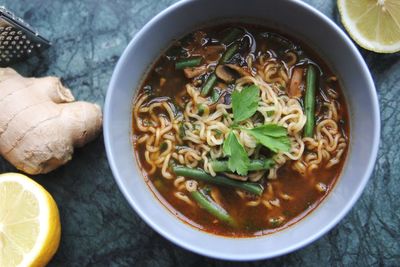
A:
[338,0,400,53]
[0,173,61,267]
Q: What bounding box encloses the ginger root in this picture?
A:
[0,68,102,175]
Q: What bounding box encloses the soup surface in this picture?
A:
[132,24,349,237]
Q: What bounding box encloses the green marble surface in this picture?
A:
[1,0,399,266]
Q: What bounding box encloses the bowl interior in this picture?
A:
[104,0,379,260]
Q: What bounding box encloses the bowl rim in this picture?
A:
[104,0,380,260]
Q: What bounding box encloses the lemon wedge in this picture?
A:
[338,0,400,53]
[0,173,61,267]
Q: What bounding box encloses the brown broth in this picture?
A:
[132,24,349,237]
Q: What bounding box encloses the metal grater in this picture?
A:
[0,6,51,66]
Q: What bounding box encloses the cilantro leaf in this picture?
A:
[245,124,291,153]
[232,85,260,122]
[252,124,287,137]
[223,131,250,175]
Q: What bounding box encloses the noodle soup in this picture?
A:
[132,24,349,237]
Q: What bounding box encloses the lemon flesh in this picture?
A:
[338,0,400,53]
[0,173,61,267]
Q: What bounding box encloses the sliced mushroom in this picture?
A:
[288,67,304,98]
[225,64,252,77]
[190,44,224,63]
[215,64,252,84]
[216,82,228,91]
[223,172,248,181]
[204,45,225,62]
[183,65,207,79]
[215,65,239,83]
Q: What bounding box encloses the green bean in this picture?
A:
[200,42,239,96]
[200,73,217,96]
[172,166,264,196]
[211,88,221,103]
[304,65,317,137]
[210,159,274,173]
[221,28,243,45]
[175,57,202,70]
[191,189,236,226]
[219,43,239,64]
[201,43,239,96]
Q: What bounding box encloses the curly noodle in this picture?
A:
[133,50,347,210]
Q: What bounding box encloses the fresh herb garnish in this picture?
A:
[223,131,250,175]
[232,85,260,122]
[244,124,291,153]
[221,84,290,176]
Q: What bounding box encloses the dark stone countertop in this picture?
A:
[1,0,399,266]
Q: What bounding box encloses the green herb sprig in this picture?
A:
[221,85,291,175]
[231,85,260,122]
[223,131,250,175]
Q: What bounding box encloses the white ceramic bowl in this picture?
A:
[104,0,380,260]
